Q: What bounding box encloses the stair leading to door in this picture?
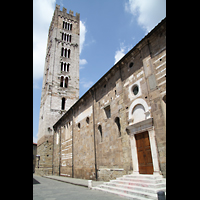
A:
[92,174,166,200]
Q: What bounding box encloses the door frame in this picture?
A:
[126,118,161,175]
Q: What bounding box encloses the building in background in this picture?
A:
[33,143,37,173]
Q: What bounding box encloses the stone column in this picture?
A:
[148,128,161,175]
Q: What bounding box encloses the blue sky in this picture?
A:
[33,0,166,143]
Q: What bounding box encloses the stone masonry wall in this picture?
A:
[52,18,166,180]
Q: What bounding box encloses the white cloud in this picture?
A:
[33,0,56,80]
[114,43,127,64]
[80,78,94,89]
[125,0,166,33]
[80,21,87,54]
[83,81,94,89]
[80,59,88,65]
[33,1,88,83]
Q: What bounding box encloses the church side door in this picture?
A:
[135,131,153,174]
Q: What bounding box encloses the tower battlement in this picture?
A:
[55,4,80,20]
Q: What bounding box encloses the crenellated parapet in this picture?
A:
[55,4,80,21]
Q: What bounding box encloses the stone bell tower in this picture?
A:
[35,4,80,175]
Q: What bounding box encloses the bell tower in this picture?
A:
[36,5,80,175]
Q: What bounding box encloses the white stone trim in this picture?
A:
[128,98,151,125]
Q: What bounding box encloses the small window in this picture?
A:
[104,105,111,118]
[61,48,64,56]
[78,123,81,129]
[67,63,70,72]
[61,98,65,110]
[61,62,63,71]
[68,49,71,58]
[132,85,139,95]
[65,77,68,88]
[64,63,66,71]
[129,62,134,68]
[60,76,64,87]
[115,117,121,137]
[64,48,67,57]
[86,117,89,124]
[98,125,103,142]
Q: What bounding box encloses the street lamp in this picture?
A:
[36,155,40,168]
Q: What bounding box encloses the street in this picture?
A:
[33,175,125,200]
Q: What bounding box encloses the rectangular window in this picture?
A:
[104,105,111,118]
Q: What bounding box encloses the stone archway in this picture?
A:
[126,98,161,175]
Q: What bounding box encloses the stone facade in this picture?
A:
[33,143,37,173]
[36,5,80,176]
[52,17,166,181]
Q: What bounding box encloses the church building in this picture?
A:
[35,5,166,182]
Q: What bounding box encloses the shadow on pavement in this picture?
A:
[33,177,40,185]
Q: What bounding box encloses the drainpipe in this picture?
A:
[91,88,97,180]
[72,107,74,178]
[59,128,61,176]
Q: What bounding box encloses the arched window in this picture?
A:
[115,117,121,137]
[61,62,63,71]
[64,63,66,71]
[67,63,70,72]
[69,35,72,42]
[61,98,65,110]
[86,117,89,124]
[162,95,166,103]
[65,77,68,88]
[98,125,103,142]
[68,49,71,58]
[64,48,67,57]
[60,76,64,87]
[61,48,64,56]
[70,24,72,30]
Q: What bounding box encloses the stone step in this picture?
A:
[96,184,158,200]
[110,179,166,188]
[93,174,166,200]
[92,186,152,200]
[116,177,165,184]
[123,174,164,180]
[104,182,166,194]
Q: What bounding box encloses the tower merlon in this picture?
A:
[55,4,79,19]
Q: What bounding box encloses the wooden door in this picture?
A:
[135,131,153,174]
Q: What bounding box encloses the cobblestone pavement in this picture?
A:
[33,175,126,200]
